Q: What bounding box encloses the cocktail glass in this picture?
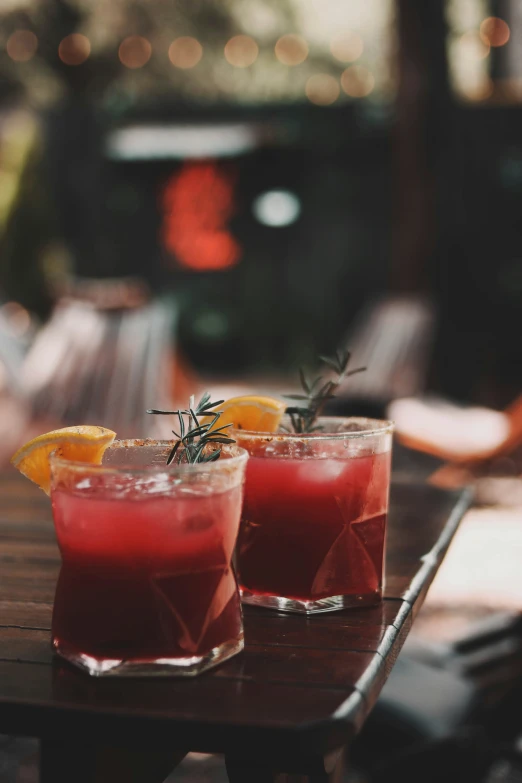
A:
[49,440,248,676]
[234,417,393,614]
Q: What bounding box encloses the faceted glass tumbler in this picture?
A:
[234,417,393,614]
[49,441,248,676]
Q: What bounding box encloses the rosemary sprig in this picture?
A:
[285,349,366,433]
[147,391,235,465]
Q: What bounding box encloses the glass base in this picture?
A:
[240,588,381,614]
[52,633,244,677]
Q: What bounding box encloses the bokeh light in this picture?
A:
[458,30,490,60]
[305,74,340,106]
[461,78,494,102]
[274,34,308,66]
[119,36,152,69]
[224,35,258,68]
[168,37,203,69]
[58,34,91,66]
[480,17,510,48]
[341,65,375,98]
[6,30,38,62]
[1,301,31,337]
[253,190,301,227]
[330,31,364,63]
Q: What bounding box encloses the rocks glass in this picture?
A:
[234,418,393,614]
[49,440,248,676]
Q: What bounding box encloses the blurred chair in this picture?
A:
[330,295,436,418]
[0,304,34,465]
[19,286,178,439]
[0,306,26,397]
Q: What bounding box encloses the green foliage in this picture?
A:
[285,349,366,433]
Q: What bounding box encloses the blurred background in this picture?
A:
[2,1,522,782]
[1,0,521,432]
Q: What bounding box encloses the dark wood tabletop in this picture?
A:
[0,469,471,783]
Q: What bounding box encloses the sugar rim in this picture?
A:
[232,416,394,442]
[48,440,248,474]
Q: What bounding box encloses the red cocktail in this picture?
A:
[234,418,393,613]
[49,441,247,676]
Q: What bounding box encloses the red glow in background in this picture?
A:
[161,162,241,271]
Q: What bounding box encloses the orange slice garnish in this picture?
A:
[204,395,286,433]
[11,425,116,495]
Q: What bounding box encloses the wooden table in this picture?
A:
[0,470,471,782]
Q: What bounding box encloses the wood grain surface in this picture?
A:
[0,469,471,771]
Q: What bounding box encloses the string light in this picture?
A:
[305,74,340,106]
[119,36,152,69]
[274,34,308,66]
[6,30,37,62]
[58,34,90,66]
[168,37,202,69]
[330,32,363,63]
[480,17,510,47]
[341,65,375,98]
[224,35,258,68]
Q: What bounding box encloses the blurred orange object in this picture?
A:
[389,394,522,487]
